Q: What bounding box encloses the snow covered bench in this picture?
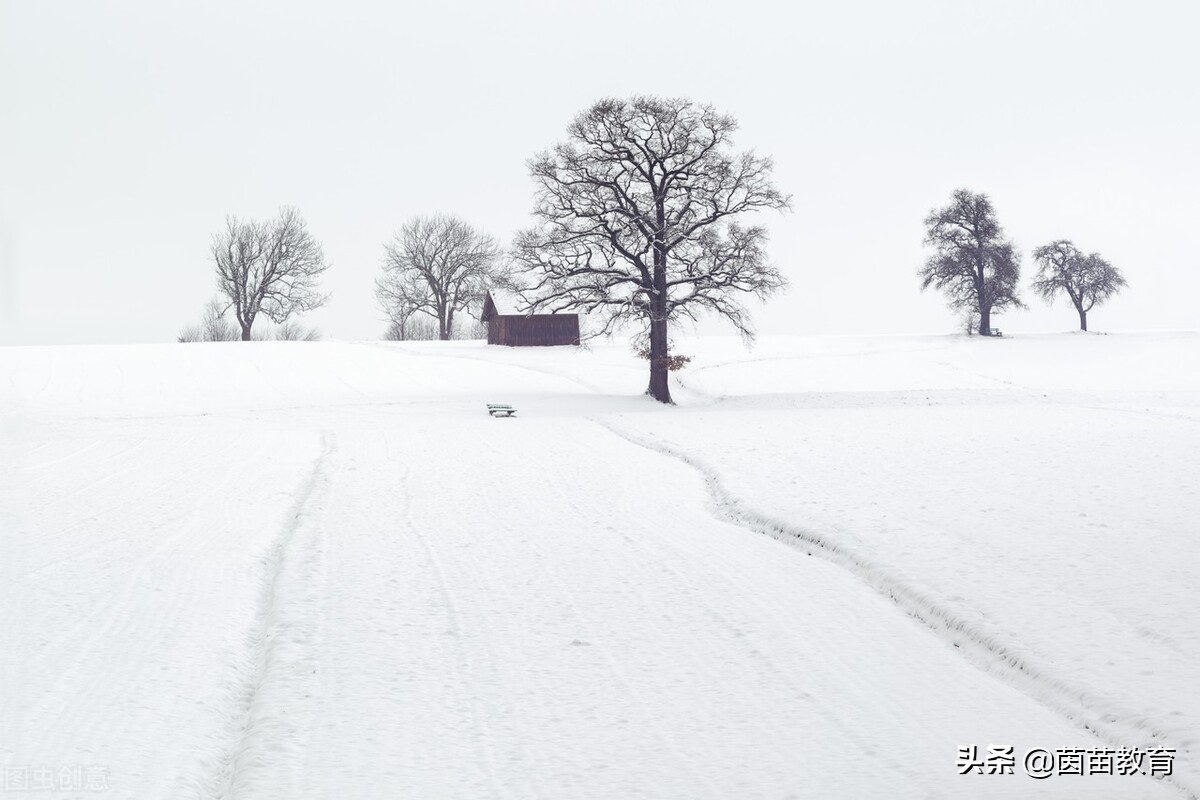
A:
[487,404,517,417]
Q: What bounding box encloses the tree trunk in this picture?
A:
[241,323,252,341]
[1078,307,1088,332]
[647,203,673,404]
[647,317,671,404]
[974,249,988,336]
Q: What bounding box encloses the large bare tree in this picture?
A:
[1032,239,1126,331]
[376,214,501,341]
[511,96,789,403]
[920,189,1023,336]
[212,206,329,341]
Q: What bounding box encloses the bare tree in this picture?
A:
[383,316,437,341]
[273,319,322,341]
[381,316,434,341]
[452,317,488,341]
[375,262,428,341]
[176,326,202,343]
[920,189,1024,336]
[212,206,330,341]
[382,314,485,341]
[960,308,980,336]
[510,96,790,404]
[375,214,500,341]
[1032,239,1126,331]
[177,296,239,342]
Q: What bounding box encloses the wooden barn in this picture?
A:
[480,291,580,347]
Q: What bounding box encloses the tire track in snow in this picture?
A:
[212,430,335,800]
[18,439,104,471]
[516,480,727,799]
[18,431,251,744]
[592,417,1198,800]
[401,453,515,800]
[576,490,933,793]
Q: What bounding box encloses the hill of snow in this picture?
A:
[3,332,1197,799]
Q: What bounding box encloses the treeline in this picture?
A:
[177,95,1131,404]
[176,95,792,405]
[178,208,506,344]
[921,189,1127,335]
[171,94,787,407]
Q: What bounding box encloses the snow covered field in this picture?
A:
[2,332,1197,799]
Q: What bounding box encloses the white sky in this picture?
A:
[2,0,1197,345]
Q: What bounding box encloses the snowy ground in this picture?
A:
[2,332,1197,799]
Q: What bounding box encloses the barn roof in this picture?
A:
[481,290,521,321]
[482,289,582,323]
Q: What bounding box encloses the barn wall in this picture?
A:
[488,315,580,346]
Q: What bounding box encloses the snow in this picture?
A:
[2,333,1197,799]
[482,289,522,318]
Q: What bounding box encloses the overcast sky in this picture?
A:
[2,0,1197,345]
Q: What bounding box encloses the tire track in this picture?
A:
[592,417,1197,800]
[211,430,335,800]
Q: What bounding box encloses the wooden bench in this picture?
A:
[990,329,1003,337]
[487,404,517,417]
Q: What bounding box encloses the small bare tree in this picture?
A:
[960,308,980,336]
[382,316,485,341]
[376,215,500,341]
[1031,239,1126,331]
[177,297,239,342]
[375,263,428,341]
[452,317,488,341]
[383,316,439,341]
[920,189,1024,336]
[273,320,322,341]
[212,206,330,341]
[511,96,790,403]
